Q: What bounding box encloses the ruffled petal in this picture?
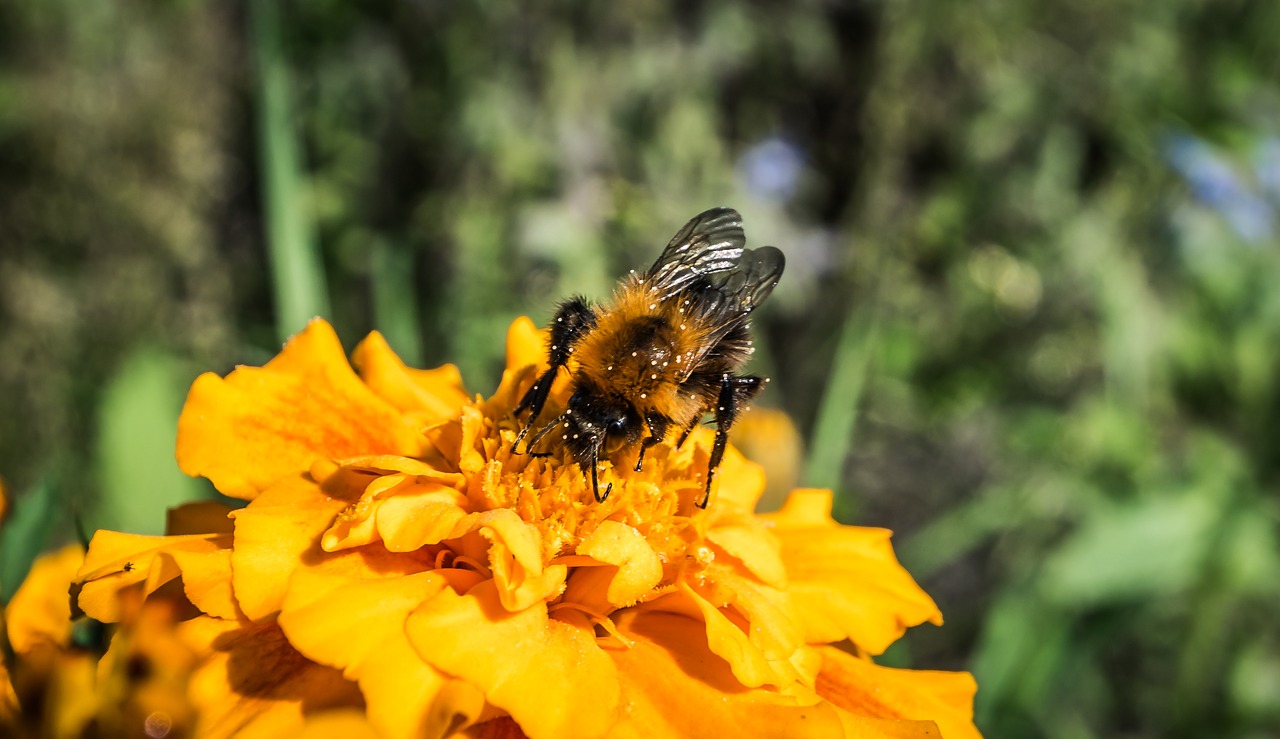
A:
[279,571,485,739]
[6,544,83,654]
[228,474,353,621]
[476,509,566,611]
[73,532,230,623]
[764,489,942,653]
[406,580,618,739]
[297,710,384,739]
[177,319,427,500]
[166,501,236,536]
[505,317,546,372]
[833,711,945,738]
[352,331,469,423]
[695,564,804,664]
[815,646,981,739]
[564,520,662,611]
[167,546,240,620]
[180,617,365,739]
[648,582,801,690]
[705,511,787,587]
[376,483,472,552]
[606,610,847,738]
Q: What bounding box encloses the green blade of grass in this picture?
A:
[804,308,878,515]
[251,0,329,341]
[372,238,424,366]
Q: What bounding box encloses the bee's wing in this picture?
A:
[645,207,747,297]
[646,207,784,315]
[707,244,785,314]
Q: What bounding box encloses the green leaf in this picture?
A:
[89,347,207,536]
[0,479,58,601]
[1042,494,1219,606]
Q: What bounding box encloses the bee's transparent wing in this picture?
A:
[646,207,784,315]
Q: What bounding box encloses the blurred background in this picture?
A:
[2,0,1279,736]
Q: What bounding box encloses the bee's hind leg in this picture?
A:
[700,374,764,508]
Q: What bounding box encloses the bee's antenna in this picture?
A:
[590,438,612,503]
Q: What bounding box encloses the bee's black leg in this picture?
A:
[591,439,612,503]
[700,374,764,508]
[634,414,670,472]
[520,411,568,458]
[512,297,595,453]
[675,417,700,449]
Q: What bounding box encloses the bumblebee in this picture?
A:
[512,207,785,508]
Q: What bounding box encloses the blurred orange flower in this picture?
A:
[69,317,981,739]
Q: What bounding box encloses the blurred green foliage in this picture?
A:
[2,0,1279,736]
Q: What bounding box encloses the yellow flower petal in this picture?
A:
[606,610,847,738]
[476,509,567,611]
[666,581,799,690]
[297,709,385,739]
[177,319,427,500]
[180,616,365,739]
[0,653,17,730]
[73,532,230,623]
[705,512,787,587]
[166,500,236,536]
[834,711,945,739]
[352,331,469,423]
[694,564,805,664]
[230,473,435,621]
[95,600,202,737]
[704,440,767,511]
[280,571,485,739]
[167,546,241,620]
[6,544,83,655]
[815,646,981,739]
[566,520,663,610]
[505,316,546,372]
[376,483,472,552]
[228,474,352,621]
[406,579,619,739]
[764,489,942,654]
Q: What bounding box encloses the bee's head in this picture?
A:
[566,383,643,454]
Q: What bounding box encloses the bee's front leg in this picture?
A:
[512,297,595,453]
[634,414,671,472]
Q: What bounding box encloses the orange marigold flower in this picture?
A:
[71,318,982,739]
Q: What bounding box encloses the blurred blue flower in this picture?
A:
[1164,133,1275,243]
[1255,137,1280,202]
[737,136,804,203]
